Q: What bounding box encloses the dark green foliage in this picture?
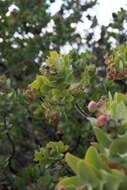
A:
[0,0,99,189]
[0,0,97,84]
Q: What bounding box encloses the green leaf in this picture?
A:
[87,117,96,126]
[65,153,81,175]
[108,91,113,106]
[29,79,40,89]
[49,51,59,65]
[85,147,109,172]
[111,101,127,119]
[77,160,99,187]
[109,138,127,156]
[56,176,84,190]
[39,174,52,185]
[101,170,123,190]
[91,142,104,153]
[119,60,124,70]
[94,127,111,148]
[115,93,127,103]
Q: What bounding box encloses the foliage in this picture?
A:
[56,92,127,190]
[0,76,43,189]
[29,50,120,155]
[0,1,99,189]
[14,142,69,190]
[26,45,127,189]
[1,44,127,189]
[104,45,127,80]
[108,8,127,45]
[1,1,127,189]
[56,47,127,190]
[34,141,69,165]
[0,0,97,84]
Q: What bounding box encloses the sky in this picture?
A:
[49,0,127,25]
[97,0,127,25]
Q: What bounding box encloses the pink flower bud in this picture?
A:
[58,186,65,190]
[95,115,109,126]
[87,101,97,112]
[123,68,127,73]
[110,63,116,67]
[96,102,102,108]
[101,96,107,100]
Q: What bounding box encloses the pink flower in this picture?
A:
[88,101,97,112]
[58,186,65,190]
[95,115,110,126]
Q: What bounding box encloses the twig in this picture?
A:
[75,103,89,118]
[3,114,17,174]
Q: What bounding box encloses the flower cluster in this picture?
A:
[104,55,127,79]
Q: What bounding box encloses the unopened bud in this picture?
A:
[58,186,65,190]
[96,115,110,126]
[87,101,97,112]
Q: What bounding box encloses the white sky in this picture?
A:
[97,0,127,25]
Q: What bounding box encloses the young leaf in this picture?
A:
[94,127,111,148]
[65,153,81,175]
[77,160,99,187]
[56,176,85,190]
[109,138,127,156]
[85,147,109,172]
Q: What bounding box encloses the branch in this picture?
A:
[75,103,89,118]
[81,0,97,11]
[3,115,17,174]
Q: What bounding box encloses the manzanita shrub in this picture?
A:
[57,92,127,190]
[28,45,127,189]
[1,45,127,189]
[29,50,119,155]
